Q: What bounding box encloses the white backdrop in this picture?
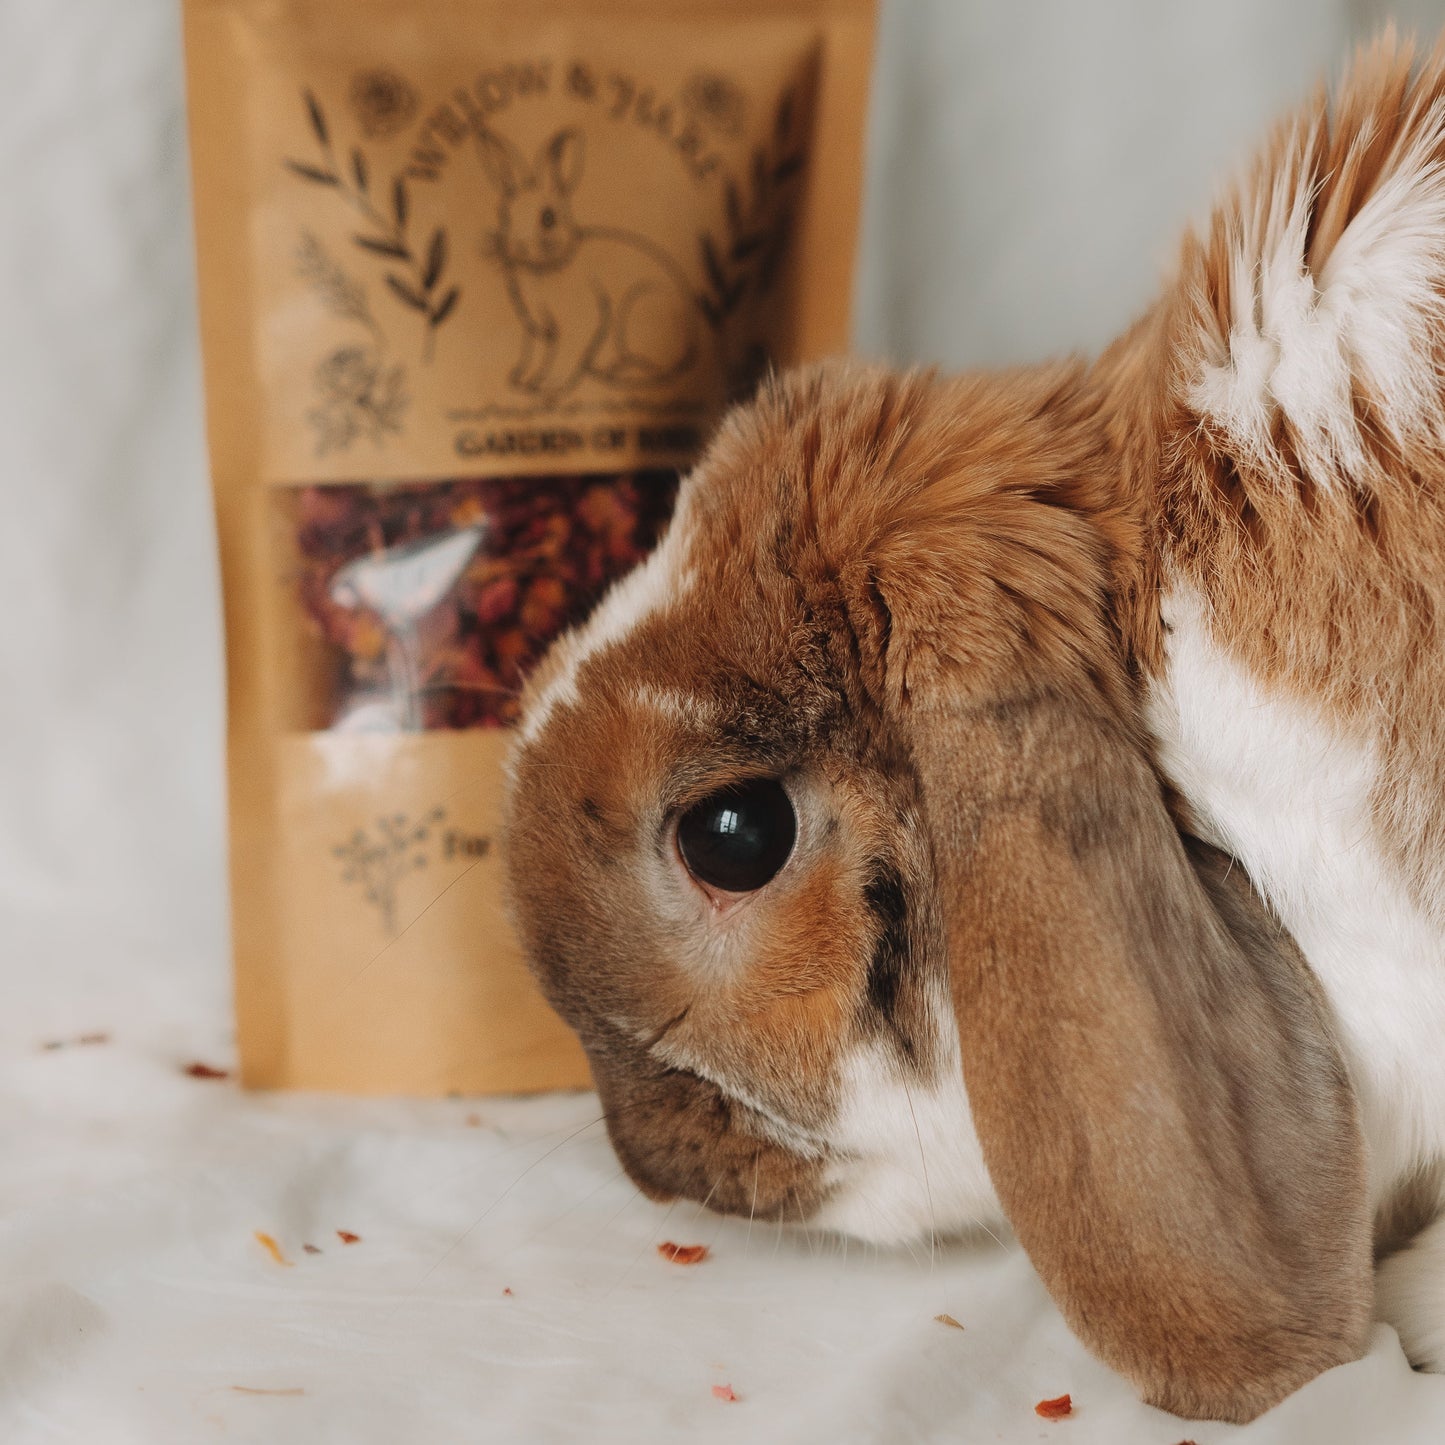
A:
[5,3,1445,1442]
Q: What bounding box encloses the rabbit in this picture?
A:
[502,33,1445,1424]
[477,127,699,402]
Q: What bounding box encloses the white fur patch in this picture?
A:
[631,684,710,727]
[1190,112,1445,488]
[1147,584,1445,1201]
[812,998,1002,1246]
[517,502,696,747]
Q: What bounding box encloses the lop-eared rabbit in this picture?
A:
[505,36,1445,1423]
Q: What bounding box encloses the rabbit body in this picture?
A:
[505,35,1445,1424]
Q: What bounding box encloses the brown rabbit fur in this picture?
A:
[504,33,1445,1426]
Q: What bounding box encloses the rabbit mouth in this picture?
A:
[590,1046,831,1222]
[506,235,574,270]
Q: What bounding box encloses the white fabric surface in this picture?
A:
[7,0,1445,1440]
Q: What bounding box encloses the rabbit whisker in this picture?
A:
[903,1077,938,1270]
[384,1112,610,1321]
[602,1196,679,1299]
[744,1149,761,1258]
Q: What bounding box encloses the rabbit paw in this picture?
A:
[1377,1211,1445,1371]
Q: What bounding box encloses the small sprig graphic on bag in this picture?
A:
[285,90,459,361]
[696,86,806,330]
[295,233,410,455]
[332,808,445,935]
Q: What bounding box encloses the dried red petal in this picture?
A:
[336,1230,361,1244]
[711,1383,738,1402]
[657,1242,708,1264]
[1035,1394,1073,1420]
[185,1061,230,1079]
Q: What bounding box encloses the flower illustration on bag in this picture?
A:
[332,808,445,935]
[307,345,408,455]
[349,68,418,138]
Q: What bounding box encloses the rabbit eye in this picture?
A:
[539,206,557,229]
[677,779,796,894]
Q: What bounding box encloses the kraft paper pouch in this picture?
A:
[183,0,877,1094]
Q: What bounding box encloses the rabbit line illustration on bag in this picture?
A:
[478,127,700,402]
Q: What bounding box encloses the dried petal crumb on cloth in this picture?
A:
[933,1313,964,1330]
[185,1061,230,1079]
[1035,1393,1073,1420]
[254,1231,293,1267]
[712,1384,739,1402]
[302,1244,322,1255]
[336,1230,361,1244]
[657,1242,708,1264]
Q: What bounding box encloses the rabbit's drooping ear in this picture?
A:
[887,654,1373,1421]
[935,701,1369,1420]
[813,363,1373,1421]
[540,128,585,196]
[476,128,528,195]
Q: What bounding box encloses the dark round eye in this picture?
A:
[539,206,557,229]
[677,779,796,894]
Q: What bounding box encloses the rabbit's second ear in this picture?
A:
[920,694,1371,1422]
[477,128,526,195]
[542,128,585,195]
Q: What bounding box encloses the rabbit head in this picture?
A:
[477,127,584,269]
[504,362,1371,1422]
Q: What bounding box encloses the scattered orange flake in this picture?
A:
[302,1244,322,1255]
[1035,1394,1072,1420]
[933,1313,964,1330]
[185,1061,230,1080]
[253,1231,293,1267]
[711,1383,739,1402]
[657,1242,708,1264]
[231,1386,304,1397]
[336,1230,361,1245]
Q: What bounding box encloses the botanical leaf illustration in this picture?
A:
[356,234,411,259]
[694,85,809,331]
[305,89,329,146]
[422,230,447,291]
[282,89,460,360]
[285,160,339,185]
[429,286,460,329]
[386,274,430,311]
